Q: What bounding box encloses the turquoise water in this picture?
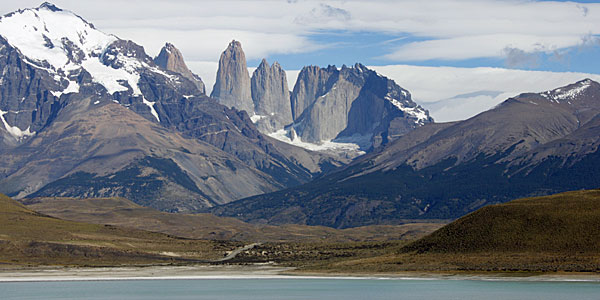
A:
[1,278,599,299]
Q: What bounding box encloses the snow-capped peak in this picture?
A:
[0,3,115,73]
[38,2,63,12]
[540,79,593,103]
[0,3,164,121]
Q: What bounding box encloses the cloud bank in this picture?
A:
[0,0,598,65]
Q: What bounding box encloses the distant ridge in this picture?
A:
[212,79,600,228]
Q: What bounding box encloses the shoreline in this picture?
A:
[0,265,599,283]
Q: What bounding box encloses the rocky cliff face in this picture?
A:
[210,40,253,113]
[290,64,433,148]
[291,65,338,121]
[210,42,430,153]
[154,43,205,95]
[251,59,292,132]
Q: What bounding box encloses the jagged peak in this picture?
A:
[227,39,243,50]
[158,42,181,56]
[38,2,62,12]
[271,61,284,71]
[258,58,270,69]
[163,42,176,50]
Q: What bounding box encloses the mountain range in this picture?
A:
[0,3,343,211]
[0,3,429,212]
[210,40,433,155]
[211,79,600,227]
[0,2,598,229]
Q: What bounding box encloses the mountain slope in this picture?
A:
[211,79,600,227]
[402,189,600,254]
[0,97,281,211]
[0,193,235,266]
[22,196,443,243]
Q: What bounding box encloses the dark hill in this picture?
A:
[299,190,600,273]
[403,189,600,254]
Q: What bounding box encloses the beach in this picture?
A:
[1,264,599,282]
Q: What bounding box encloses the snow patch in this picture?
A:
[385,95,428,124]
[0,110,35,140]
[268,129,366,157]
[142,97,160,122]
[250,114,267,123]
[0,6,116,71]
[541,79,591,103]
[51,80,80,97]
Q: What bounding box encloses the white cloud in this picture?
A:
[2,0,598,64]
[384,34,583,61]
[371,65,600,122]
[108,28,318,62]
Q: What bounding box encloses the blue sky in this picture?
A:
[245,0,600,74]
[255,30,600,74]
[0,0,598,75]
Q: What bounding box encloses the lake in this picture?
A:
[1,277,599,300]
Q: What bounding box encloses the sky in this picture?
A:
[0,0,599,121]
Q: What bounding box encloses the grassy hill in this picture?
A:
[402,189,600,254]
[290,190,600,273]
[22,197,443,243]
[0,194,237,267]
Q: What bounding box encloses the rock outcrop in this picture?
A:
[154,43,205,95]
[291,65,338,121]
[290,64,432,148]
[251,59,292,132]
[210,40,253,114]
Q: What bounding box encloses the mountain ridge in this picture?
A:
[211,79,600,227]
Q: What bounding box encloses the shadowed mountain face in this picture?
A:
[211,79,600,228]
[0,4,343,212]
